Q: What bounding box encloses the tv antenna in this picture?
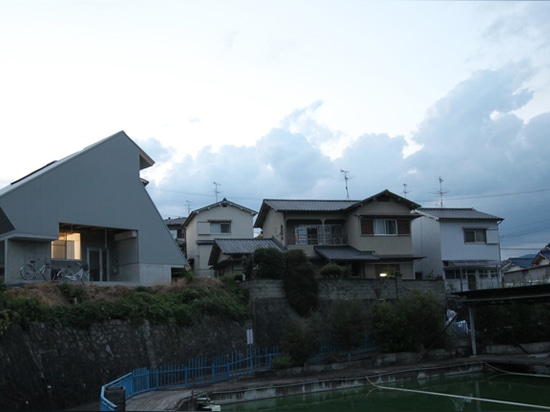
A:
[402,183,411,198]
[185,200,192,215]
[433,176,448,207]
[213,181,222,202]
[340,169,352,199]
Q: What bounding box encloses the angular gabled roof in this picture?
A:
[1,130,153,197]
[415,207,503,221]
[184,198,256,228]
[208,237,286,265]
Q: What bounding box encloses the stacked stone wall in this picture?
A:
[0,317,249,411]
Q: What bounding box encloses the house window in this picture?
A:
[464,229,487,244]
[361,218,410,236]
[51,232,81,260]
[210,222,231,234]
[292,224,321,245]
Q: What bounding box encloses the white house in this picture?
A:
[412,207,503,292]
[183,198,257,277]
[0,131,188,286]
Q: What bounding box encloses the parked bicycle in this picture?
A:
[20,258,53,281]
[56,262,90,284]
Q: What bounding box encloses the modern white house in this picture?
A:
[0,131,188,286]
[183,198,257,277]
[412,207,504,292]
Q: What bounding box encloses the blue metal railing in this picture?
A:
[100,346,280,411]
[100,339,377,411]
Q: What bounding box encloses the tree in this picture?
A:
[371,290,446,352]
[328,299,369,350]
[253,247,285,279]
[283,250,319,317]
[279,316,322,366]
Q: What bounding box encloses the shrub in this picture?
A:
[371,290,446,352]
[253,248,285,279]
[279,316,322,366]
[320,264,343,278]
[328,299,369,350]
[283,250,319,317]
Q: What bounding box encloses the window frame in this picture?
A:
[210,221,231,235]
[463,228,487,244]
[360,218,411,236]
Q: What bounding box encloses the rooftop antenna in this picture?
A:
[213,181,222,202]
[340,169,351,200]
[433,176,448,207]
[185,200,192,215]
[402,183,411,198]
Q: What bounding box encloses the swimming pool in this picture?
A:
[222,369,550,411]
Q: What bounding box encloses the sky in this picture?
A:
[1,1,549,259]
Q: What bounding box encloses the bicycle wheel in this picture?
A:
[56,268,72,282]
[40,266,51,281]
[80,271,90,284]
[20,264,35,280]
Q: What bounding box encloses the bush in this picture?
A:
[253,248,285,279]
[279,316,322,366]
[320,264,343,278]
[371,290,446,352]
[328,299,369,350]
[283,250,319,317]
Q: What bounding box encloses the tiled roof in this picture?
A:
[262,199,359,212]
[314,246,378,261]
[416,208,503,221]
[208,237,286,266]
[214,237,286,254]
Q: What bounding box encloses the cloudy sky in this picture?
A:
[1,1,549,259]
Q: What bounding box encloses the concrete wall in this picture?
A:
[243,278,447,347]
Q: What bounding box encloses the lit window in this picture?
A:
[464,229,487,244]
[52,232,81,259]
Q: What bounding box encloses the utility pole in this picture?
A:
[213,181,222,202]
[340,169,351,200]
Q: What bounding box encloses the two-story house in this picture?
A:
[254,189,422,279]
[411,207,503,292]
[183,198,257,277]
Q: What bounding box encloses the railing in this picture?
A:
[100,346,280,411]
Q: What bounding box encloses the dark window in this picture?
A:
[464,229,487,243]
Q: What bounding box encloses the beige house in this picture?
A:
[254,189,422,279]
[183,198,257,277]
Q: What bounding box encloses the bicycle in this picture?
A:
[20,259,53,281]
[56,262,90,284]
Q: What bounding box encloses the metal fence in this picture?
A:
[100,338,377,411]
[100,346,279,411]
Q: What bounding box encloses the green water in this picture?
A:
[223,373,550,411]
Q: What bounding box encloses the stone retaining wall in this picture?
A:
[0,317,249,411]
